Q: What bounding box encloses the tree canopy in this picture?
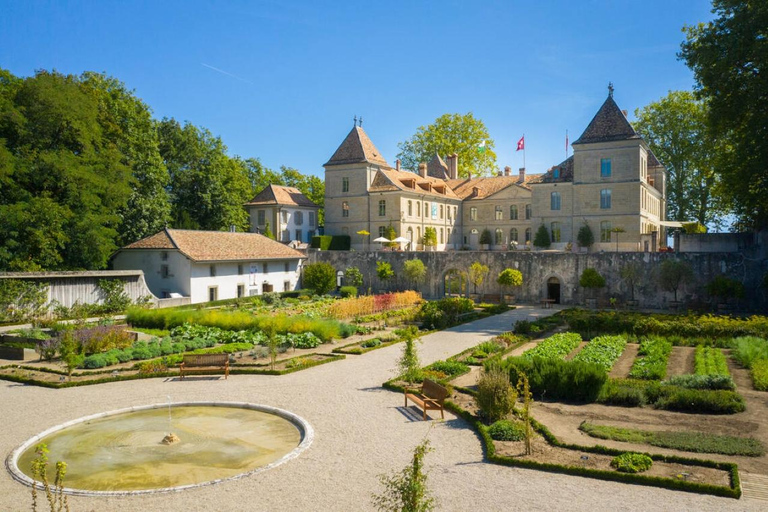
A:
[680,0,768,228]
[397,113,497,178]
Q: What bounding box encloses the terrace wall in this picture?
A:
[308,250,768,312]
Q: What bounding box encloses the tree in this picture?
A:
[634,90,727,227]
[517,373,533,456]
[394,326,421,384]
[263,222,275,240]
[497,268,523,303]
[658,259,694,302]
[577,223,594,250]
[377,261,395,282]
[58,331,84,381]
[422,227,437,248]
[681,0,768,228]
[619,263,641,302]
[403,259,427,289]
[479,229,492,247]
[611,226,626,252]
[397,113,497,178]
[475,365,517,422]
[302,262,336,295]
[345,266,364,289]
[372,438,435,512]
[0,279,49,323]
[706,275,745,303]
[533,225,551,249]
[385,225,398,249]
[579,268,606,300]
[468,261,489,298]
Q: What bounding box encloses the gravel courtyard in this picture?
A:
[0,306,760,511]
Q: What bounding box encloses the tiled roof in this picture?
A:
[648,151,662,167]
[245,184,318,208]
[529,156,574,184]
[324,126,389,167]
[370,169,460,199]
[446,173,541,199]
[122,229,305,262]
[572,95,640,145]
[427,154,450,180]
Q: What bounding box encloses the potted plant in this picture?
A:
[579,268,605,308]
[469,261,489,302]
[577,223,594,253]
[497,268,523,304]
[479,229,492,250]
[533,224,550,250]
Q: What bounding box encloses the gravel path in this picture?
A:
[0,305,757,511]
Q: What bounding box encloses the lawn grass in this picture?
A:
[579,422,764,457]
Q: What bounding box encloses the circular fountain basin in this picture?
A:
[7,402,313,495]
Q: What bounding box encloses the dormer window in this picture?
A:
[553,168,560,179]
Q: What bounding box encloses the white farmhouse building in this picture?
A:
[112,229,306,303]
[245,185,321,243]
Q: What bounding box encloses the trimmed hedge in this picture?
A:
[597,378,745,414]
[499,356,606,402]
[310,235,351,250]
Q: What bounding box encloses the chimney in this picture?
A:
[622,110,628,118]
[472,186,480,198]
[504,166,511,176]
[395,159,401,171]
[518,167,526,182]
[451,153,459,179]
[418,162,427,178]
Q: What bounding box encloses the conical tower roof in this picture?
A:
[572,94,640,145]
[324,126,389,167]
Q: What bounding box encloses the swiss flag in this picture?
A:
[516,136,525,151]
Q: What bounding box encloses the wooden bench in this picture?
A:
[540,298,555,309]
[179,354,229,380]
[404,379,449,421]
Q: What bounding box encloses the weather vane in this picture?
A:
[608,82,614,97]
[353,115,357,127]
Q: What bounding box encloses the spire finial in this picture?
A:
[353,115,357,127]
[608,82,614,97]
[359,116,363,127]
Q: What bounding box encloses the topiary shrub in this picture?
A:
[488,420,526,441]
[577,223,594,249]
[611,452,653,473]
[479,228,493,246]
[339,286,358,298]
[533,224,551,248]
[303,262,337,295]
[475,365,517,422]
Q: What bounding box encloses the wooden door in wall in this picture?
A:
[263,283,274,293]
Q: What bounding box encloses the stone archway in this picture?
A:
[443,269,468,298]
[546,276,561,304]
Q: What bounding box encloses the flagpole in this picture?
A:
[523,133,526,170]
[566,129,568,160]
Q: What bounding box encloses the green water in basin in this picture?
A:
[16,406,301,491]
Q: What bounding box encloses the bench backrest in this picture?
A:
[182,354,228,366]
[422,379,449,401]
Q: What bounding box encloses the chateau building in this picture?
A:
[323,91,667,251]
[245,184,321,243]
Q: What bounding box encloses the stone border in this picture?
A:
[6,401,314,496]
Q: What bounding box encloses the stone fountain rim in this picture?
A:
[6,401,314,497]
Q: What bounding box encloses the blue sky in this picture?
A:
[1,0,714,178]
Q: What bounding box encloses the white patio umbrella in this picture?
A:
[392,237,410,244]
[372,237,392,243]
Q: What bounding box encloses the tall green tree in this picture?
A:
[0,69,131,270]
[634,90,727,227]
[79,72,171,245]
[158,118,252,231]
[680,0,768,228]
[397,113,497,177]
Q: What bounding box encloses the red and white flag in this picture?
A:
[516,135,525,151]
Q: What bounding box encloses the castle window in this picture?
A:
[424,202,429,217]
[510,228,518,242]
[525,228,531,243]
[440,205,444,219]
[525,204,531,219]
[495,228,503,245]
[551,192,561,211]
[416,201,421,217]
[342,201,349,217]
[600,189,612,209]
[601,221,612,242]
[550,222,561,243]
[510,205,518,220]
[309,212,316,226]
[408,200,412,217]
[295,211,303,225]
[257,210,265,225]
[440,228,444,244]
[379,226,386,238]
[342,177,349,192]
[495,205,503,220]
[470,207,477,221]
[379,200,386,217]
[601,158,612,178]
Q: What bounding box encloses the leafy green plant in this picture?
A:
[501,356,606,402]
[395,326,421,384]
[610,452,653,473]
[579,268,606,298]
[339,286,357,298]
[577,223,594,249]
[694,346,730,376]
[629,337,673,380]
[403,259,427,288]
[479,228,492,246]
[372,438,435,512]
[523,332,581,360]
[487,420,526,441]
[475,365,517,422]
[422,227,437,248]
[533,224,550,248]
[496,268,522,301]
[468,262,489,295]
[345,266,364,289]
[377,261,395,281]
[427,360,469,378]
[30,443,69,512]
[659,259,694,302]
[751,359,768,391]
[97,278,132,313]
[730,336,768,368]
[303,262,337,295]
[706,275,745,302]
[572,335,627,372]
[361,338,382,348]
[417,297,474,330]
[664,374,735,391]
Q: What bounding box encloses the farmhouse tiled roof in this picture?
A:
[122,229,305,262]
[648,151,662,167]
[529,156,574,184]
[369,169,460,199]
[427,154,450,180]
[324,126,389,167]
[245,184,318,208]
[572,95,640,145]
[446,173,541,199]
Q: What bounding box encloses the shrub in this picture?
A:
[654,387,745,414]
[664,374,735,391]
[659,259,693,302]
[81,353,108,369]
[533,224,550,248]
[501,356,606,402]
[479,228,493,245]
[361,338,382,348]
[579,268,606,290]
[403,259,427,287]
[597,379,649,407]
[694,346,730,376]
[428,360,469,378]
[577,223,594,248]
[514,320,532,335]
[572,335,626,372]
[377,261,395,281]
[523,332,581,360]
[475,366,517,422]
[345,266,364,288]
[325,291,421,320]
[751,359,768,391]
[303,262,337,295]
[418,298,474,330]
[629,336,673,380]
[731,336,768,368]
[706,275,745,301]
[35,338,60,362]
[339,286,357,298]
[488,420,526,441]
[310,235,350,250]
[610,453,653,473]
